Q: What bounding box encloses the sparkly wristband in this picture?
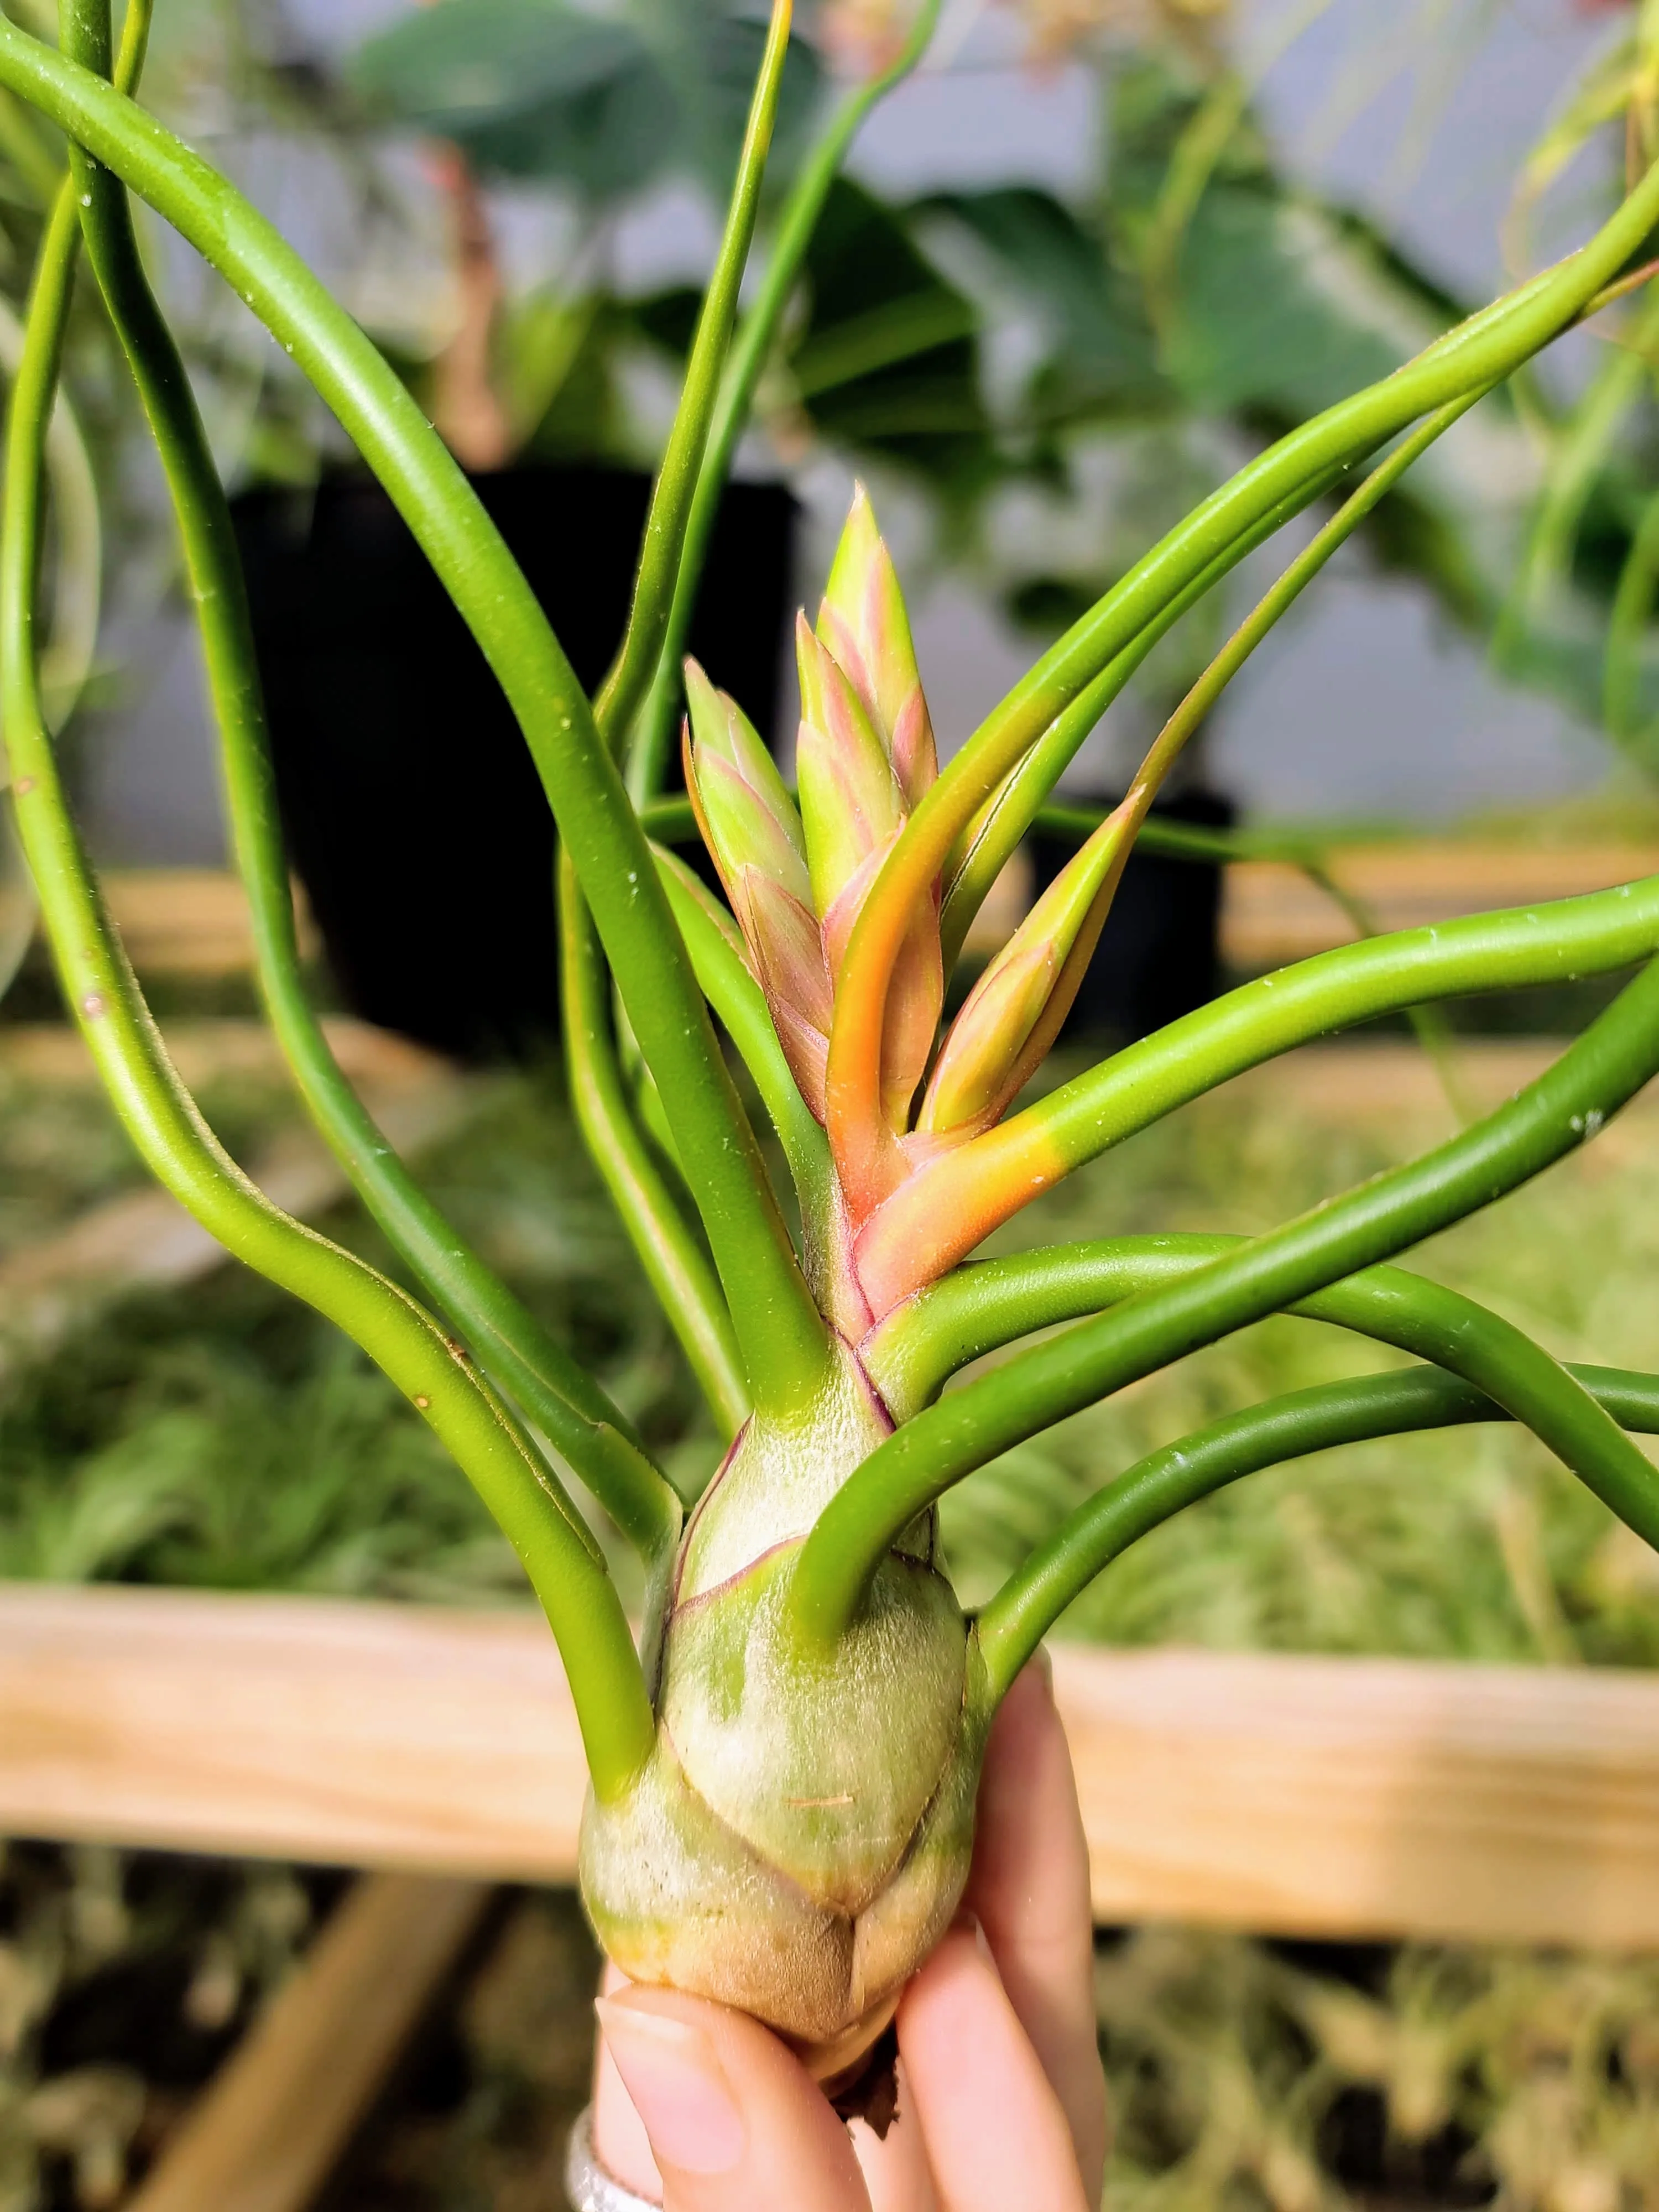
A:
[565,2105,660,2212]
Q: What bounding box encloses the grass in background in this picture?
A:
[0,1052,298,1251]
[0,1066,711,1610]
[5,1041,1659,1669]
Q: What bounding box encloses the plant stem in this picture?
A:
[60,0,679,1558]
[852,869,1659,1310]
[2,169,651,1803]
[0,291,100,733]
[625,0,946,803]
[974,1361,1659,1703]
[559,852,750,1444]
[593,0,791,750]
[794,950,1659,1646]
[1604,478,1659,742]
[0,16,838,1418]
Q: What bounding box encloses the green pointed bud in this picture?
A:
[818,484,937,805]
[795,615,905,920]
[683,659,811,910]
[920,812,1128,1136]
[581,1344,986,2068]
[683,659,832,1118]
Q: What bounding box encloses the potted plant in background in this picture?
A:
[317,0,1659,1056]
[9,0,1659,2195]
[224,0,831,1058]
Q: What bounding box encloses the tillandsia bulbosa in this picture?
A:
[11,0,1659,2093]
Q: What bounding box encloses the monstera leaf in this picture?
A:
[1166,185,1460,426]
[787,180,993,498]
[349,0,820,204]
[920,187,1166,437]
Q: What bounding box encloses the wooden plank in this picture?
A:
[1221,843,1659,969]
[0,1585,592,1876]
[85,847,1659,984]
[0,1016,444,1095]
[1055,1645,1659,1949]
[1,1584,1659,1950]
[126,1871,489,2212]
[1223,1037,1659,1163]
[97,872,320,978]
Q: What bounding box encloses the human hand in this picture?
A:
[586,1656,1106,2210]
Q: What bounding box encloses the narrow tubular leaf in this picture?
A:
[625,0,947,803]
[61,0,679,1561]
[826,157,1659,1187]
[1605,481,1659,740]
[974,1363,1659,1704]
[863,1242,1659,1584]
[559,854,752,1446]
[794,949,1659,1645]
[935,471,1347,969]
[1496,288,1659,669]
[920,394,1486,1134]
[3,145,651,1801]
[0,15,838,1415]
[651,841,832,1206]
[852,873,1659,1313]
[0,296,99,733]
[594,0,792,748]
[863,1235,1653,1501]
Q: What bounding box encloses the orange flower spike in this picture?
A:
[804,496,947,1179]
[919,802,1134,1139]
[795,614,904,917]
[817,484,937,806]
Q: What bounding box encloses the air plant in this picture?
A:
[9,0,1659,2104]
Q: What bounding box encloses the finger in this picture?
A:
[966,1656,1106,2196]
[848,2051,941,2212]
[593,1980,872,2212]
[591,1966,664,2201]
[898,1921,1091,2212]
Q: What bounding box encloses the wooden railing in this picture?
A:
[76,845,1659,984]
[0,1580,1653,1955]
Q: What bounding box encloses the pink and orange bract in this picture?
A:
[684,483,1132,1327]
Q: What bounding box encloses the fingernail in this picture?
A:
[1030,1645,1054,1692]
[594,1998,747,2176]
[958,1909,1002,1979]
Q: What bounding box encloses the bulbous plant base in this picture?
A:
[581,1347,992,2070]
[580,1667,987,2057]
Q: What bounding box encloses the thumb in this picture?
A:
[592,1980,873,2212]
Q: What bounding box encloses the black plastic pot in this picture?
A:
[232,465,797,1060]
[1031,787,1235,1045]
